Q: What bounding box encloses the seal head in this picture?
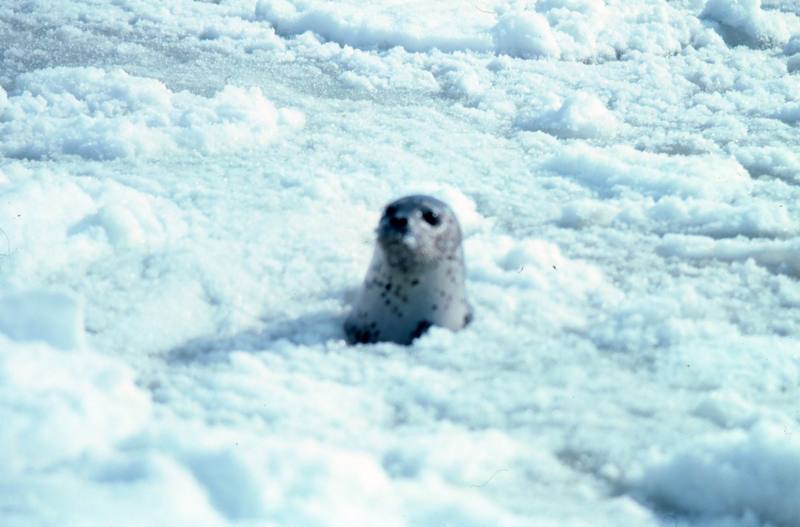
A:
[345,195,472,345]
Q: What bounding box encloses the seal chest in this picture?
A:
[345,195,472,345]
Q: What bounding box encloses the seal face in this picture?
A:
[344,195,473,345]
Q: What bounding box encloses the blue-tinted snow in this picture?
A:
[1,0,800,525]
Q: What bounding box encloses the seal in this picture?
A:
[344,195,472,345]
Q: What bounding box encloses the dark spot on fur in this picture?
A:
[464,311,473,326]
[345,322,376,345]
[411,320,432,340]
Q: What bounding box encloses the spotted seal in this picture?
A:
[344,195,472,345]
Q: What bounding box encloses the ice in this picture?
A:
[634,422,800,526]
[2,0,800,525]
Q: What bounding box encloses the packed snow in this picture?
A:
[1,0,800,525]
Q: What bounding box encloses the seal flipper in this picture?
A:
[410,319,432,341]
[344,319,381,345]
[463,307,474,327]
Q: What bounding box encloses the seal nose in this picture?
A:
[389,216,407,230]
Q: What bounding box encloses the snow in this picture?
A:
[0,67,302,160]
[700,0,793,48]
[516,91,618,139]
[635,421,800,526]
[492,10,562,59]
[2,0,800,525]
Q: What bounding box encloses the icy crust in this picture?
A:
[0,67,303,160]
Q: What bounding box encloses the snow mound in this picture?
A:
[0,67,302,160]
[588,284,738,353]
[0,164,188,284]
[788,53,800,73]
[777,103,800,124]
[659,235,800,276]
[634,422,800,526]
[786,34,800,55]
[468,235,620,331]
[254,0,702,61]
[543,146,752,200]
[517,92,617,139]
[0,290,150,472]
[611,197,797,238]
[254,0,493,53]
[0,290,85,350]
[492,10,561,59]
[700,0,792,48]
[557,199,620,228]
[735,146,800,183]
[693,390,759,429]
[182,438,403,524]
[68,180,189,249]
[432,62,488,103]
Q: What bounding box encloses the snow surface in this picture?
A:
[1,0,800,525]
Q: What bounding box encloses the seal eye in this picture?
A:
[385,206,398,217]
[422,209,441,226]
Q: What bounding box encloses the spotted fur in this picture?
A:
[344,195,472,345]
